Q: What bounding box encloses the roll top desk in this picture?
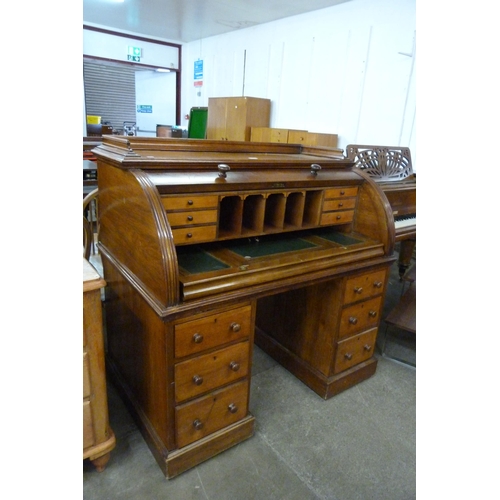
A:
[93,137,395,478]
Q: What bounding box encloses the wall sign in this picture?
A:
[137,105,152,113]
[128,46,142,62]
[194,59,203,87]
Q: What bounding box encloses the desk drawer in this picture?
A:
[167,209,218,227]
[171,225,217,245]
[344,269,387,304]
[175,305,252,358]
[162,195,218,211]
[322,198,357,211]
[175,380,249,448]
[324,187,358,199]
[334,328,377,374]
[320,210,354,225]
[175,341,250,403]
[339,296,382,339]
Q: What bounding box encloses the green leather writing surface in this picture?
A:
[177,246,229,274]
[226,235,318,258]
[315,229,361,246]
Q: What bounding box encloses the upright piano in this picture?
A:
[94,137,396,478]
[346,144,416,277]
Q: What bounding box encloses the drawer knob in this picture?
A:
[364,344,372,351]
[218,164,231,178]
[187,215,193,221]
[192,375,204,386]
[336,215,341,220]
[193,419,204,430]
[349,316,358,325]
[338,202,344,207]
[230,322,241,333]
[340,190,345,195]
[344,353,353,360]
[228,403,238,414]
[193,333,204,344]
[374,281,383,288]
[187,200,194,205]
[354,287,363,294]
[186,233,193,238]
[369,310,377,318]
[229,361,240,372]
[310,163,321,176]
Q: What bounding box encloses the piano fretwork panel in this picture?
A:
[94,137,396,478]
[346,144,416,277]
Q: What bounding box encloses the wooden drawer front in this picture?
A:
[320,210,355,225]
[83,400,95,449]
[171,225,217,245]
[175,341,250,403]
[167,209,218,227]
[324,187,358,199]
[175,305,252,358]
[334,328,378,374]
[322,198,357,212]
[175,380,249,448]
[339,296,382,339]
[344,269,387,304]
[162,195,218,211]
[83,352,91,399]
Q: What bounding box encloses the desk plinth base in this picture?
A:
[255,327,378,400]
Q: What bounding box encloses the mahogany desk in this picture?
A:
[93,137,396,478]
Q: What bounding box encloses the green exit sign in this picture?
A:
[127,46,142,62]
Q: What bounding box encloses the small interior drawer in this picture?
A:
[162,195,219,211]
[323,187,358,199]
[172,225,217,245]
[167,209,218,227]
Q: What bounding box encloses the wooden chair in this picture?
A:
[83,188,102,273]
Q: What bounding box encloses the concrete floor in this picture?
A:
[83,258,416,500]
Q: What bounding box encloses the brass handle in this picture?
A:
[192,375,203,386]
[229,361,240,372]
[193,419,203,430]
[349,317,358,325]
[230,322,241,333]
[344,353,353,360]
[187,215,193,221]
[354,287,363,294]
[374,281,383,288]
[228,403,238,414]
[193,333,204,344]
[364,344,372,351]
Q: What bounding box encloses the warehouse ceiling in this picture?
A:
[83,0,351,43]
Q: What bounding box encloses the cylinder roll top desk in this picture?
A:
[93,136,396,478]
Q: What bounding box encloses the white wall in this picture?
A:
[181,0,416,167]
[135,71,177,136]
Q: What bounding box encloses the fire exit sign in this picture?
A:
[127,46,142,62]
